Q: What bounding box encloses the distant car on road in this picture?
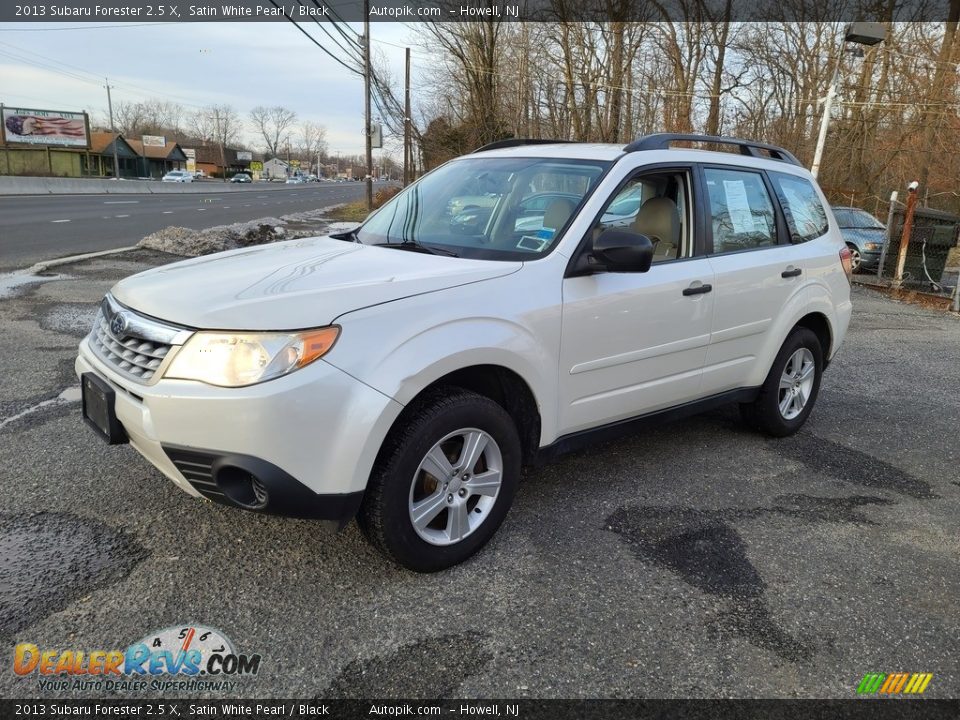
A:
[285,176,305,184]
[161,170,193,183]
[192,170,206,179]
[230,173,252,184]
[832,206,887,273]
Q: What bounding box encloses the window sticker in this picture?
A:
[722,180,757,234]
[517,235,549,251]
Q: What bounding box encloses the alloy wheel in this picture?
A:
[778,348,816,420]
[408,428,503,546]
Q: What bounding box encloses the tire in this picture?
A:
[847,243,862,273]
[358,387,521,572]
[740,327,823,438]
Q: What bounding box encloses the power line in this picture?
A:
[268,0,359,75]
[0,22,178,32]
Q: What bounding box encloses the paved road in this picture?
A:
[1,254,959,700]
[0,182,369,270]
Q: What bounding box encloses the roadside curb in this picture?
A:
[27,246,138,274]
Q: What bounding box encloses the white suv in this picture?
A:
[76,134,853,571]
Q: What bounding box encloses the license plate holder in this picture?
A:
[81,372,128,445]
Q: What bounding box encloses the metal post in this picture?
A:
[894,183,920,286]
[404,46,411,186]
[363,7,373,211]
[105,78,120,178]
[877,190,898,278]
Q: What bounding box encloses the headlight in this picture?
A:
[164,326,339,387]
[863,242,882,251]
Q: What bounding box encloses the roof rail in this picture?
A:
[624,133,801,166]
[473,138,576,153]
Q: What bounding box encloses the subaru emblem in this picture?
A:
[110,312,128,336]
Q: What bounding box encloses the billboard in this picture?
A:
[249,161,263,171]
[2,106,89,148]
[183,148,196,173]
[236,151,252,161]
[142,134,166,147]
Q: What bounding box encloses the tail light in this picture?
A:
[839,246,853,281]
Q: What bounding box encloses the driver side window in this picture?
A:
[593,171,691,263]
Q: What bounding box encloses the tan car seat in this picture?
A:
[632,197,681,261]
[542,198,576,233]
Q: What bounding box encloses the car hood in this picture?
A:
[111,236,521,330]
[839,227,886,245]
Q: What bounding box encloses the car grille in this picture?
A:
[88,295,191,384]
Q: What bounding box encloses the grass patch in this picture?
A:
[325,202,370,223]
[324,184,403,224]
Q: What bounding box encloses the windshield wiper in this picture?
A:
[375,240,459,257]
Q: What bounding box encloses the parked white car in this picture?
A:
[77,134,853,571]
[161,170,193,183]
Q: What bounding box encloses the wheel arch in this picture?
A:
[793,311,833,366]
[390,364,542,466]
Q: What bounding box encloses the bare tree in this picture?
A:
[190,105,242,181]
[249,105,298,158]
[297,121,328,170]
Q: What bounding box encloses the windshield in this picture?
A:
[833,208,885,230]
[355,157,610,260]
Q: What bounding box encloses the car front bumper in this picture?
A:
[858,249,882,271]
[76,338,403,525]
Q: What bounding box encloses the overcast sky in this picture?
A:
[0,21,422,157]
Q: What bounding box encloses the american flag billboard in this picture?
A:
[2,107,89,148]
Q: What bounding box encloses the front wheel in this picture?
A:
[358,388,521,572]
[847,244,863,273]
[740,327,823,437]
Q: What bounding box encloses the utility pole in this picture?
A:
[404,46,411,186]
[363,5,373,211]
[810,23,886,179]
[810,69,838,180]
[104,78,120,179]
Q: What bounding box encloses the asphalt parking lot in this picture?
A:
[1,251,959,699]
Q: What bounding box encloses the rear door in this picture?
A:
[698,165,808,394]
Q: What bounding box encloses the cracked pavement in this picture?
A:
[1,251,959,699]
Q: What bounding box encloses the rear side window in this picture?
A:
[703,168,777,253]
[770,172,829,243]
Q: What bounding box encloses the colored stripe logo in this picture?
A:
[857,673,933,695]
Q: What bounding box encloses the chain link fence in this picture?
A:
[869,201,960,308]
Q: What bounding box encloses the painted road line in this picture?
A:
[114,214,130,218]
[51,219,71,223]
[103,201,139,204]
[162,211,173,214]
[197,208,206,211]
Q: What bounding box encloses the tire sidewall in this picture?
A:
[377,397,521,572]
[762,327,824,436]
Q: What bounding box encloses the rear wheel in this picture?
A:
[358,388,521,572]
[740,327,823,437]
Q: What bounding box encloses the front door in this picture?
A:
[558,168,715,435]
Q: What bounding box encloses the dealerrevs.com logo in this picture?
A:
[13,625,262,693]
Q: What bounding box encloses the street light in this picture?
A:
[810,22,886,179]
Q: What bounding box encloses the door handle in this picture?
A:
[781,267,802,278]
[682,283,713,296]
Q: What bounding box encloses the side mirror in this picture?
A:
[592,228,654,272]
